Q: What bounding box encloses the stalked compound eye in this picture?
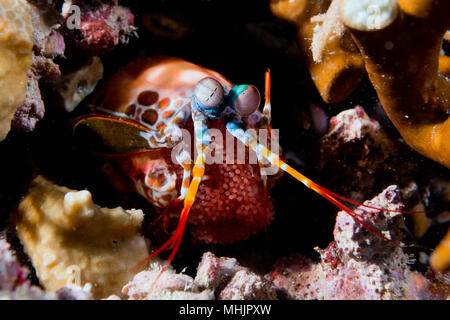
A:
[231,85,261,117]
[194,77,225,108]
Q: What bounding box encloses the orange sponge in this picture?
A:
[340,0,450,169]
[270,0,365,103]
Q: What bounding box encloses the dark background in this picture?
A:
[1,0,447,279]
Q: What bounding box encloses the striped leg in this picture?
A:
[259,69,273,187]
[258,157,268,190]
[175,149,191,200]
[182,117,209,212]
[133,117,210,280]
[248,69,272,186]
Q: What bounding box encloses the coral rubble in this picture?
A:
[112,252,277,300]
[269,186,448,299]
[318,106,419,202]
[64,1,135,56]
[195,252,277,300]
[120,264,215,300]
[12,175,149,299]
[318,105,450,276]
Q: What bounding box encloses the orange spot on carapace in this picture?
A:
[158,97,171,110]
[162,110,175,118]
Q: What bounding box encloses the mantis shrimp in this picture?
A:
[73,56,419,274]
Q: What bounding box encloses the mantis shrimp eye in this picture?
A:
[232,85,260,117]
[194,77,225,108]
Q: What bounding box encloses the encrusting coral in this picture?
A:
[339,0,450,169]
[269,186,448,299]
[0,0,34,140]
[269,0,365,103]
[12,175,150,299]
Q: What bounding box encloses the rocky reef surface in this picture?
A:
[0,0,448,300]
[0,236,92,299]
[269,186,449,299]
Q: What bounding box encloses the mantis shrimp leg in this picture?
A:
[132,117,211,276]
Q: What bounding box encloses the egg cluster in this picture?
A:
[181,121,274,244]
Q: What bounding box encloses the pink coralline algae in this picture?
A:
[0,238,32,297]
[12,0,65,133]
[269,186,448,300]
[65,2,135,56]
[114,252,277,300]
[195,252,277,300]
[120,266,215,300]
[318,106,419,202]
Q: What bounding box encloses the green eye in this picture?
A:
[232,85,260,117]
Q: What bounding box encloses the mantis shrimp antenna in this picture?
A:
[229,70,424,249]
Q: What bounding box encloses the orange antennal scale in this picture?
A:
[264,68,271,107]
[263,68,273,135]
